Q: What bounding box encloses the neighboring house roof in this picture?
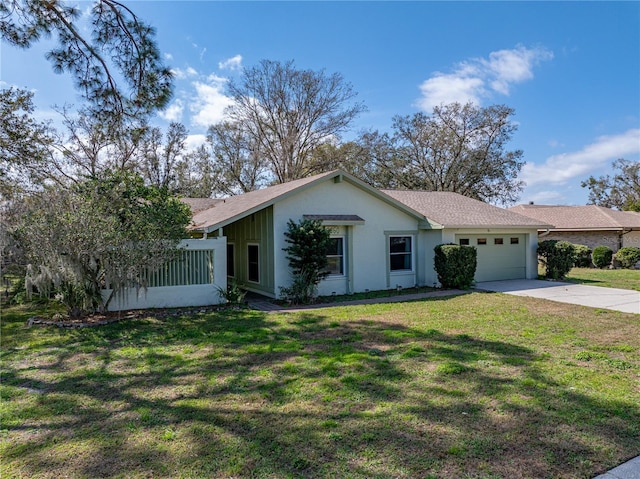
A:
[509,204,640,231]
[383,190,551,229]
[187,170,428,233]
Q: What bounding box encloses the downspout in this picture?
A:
[619,228,632,250]
[539,228,552,238]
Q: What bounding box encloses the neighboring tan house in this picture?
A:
[509,204,640,252]
[188,170,549,299]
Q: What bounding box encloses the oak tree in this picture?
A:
[357,102,525,205]
[581,159,640,212]
[226,60,366,183]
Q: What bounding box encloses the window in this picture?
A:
[459,238,470,246]
[510,237,519,245]
[227,244,235,277]
[325,237,344,275]
[477,238,487,245]
[390,236,412,271]
[247,244,259,283]
[494,238,504,245]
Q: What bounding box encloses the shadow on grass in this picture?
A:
[1,298,639,478]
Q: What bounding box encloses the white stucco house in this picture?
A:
[185,170,549,300]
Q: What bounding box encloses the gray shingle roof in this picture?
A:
[383,190,550,228]
[180,198,223,215]
[509,204,640,230]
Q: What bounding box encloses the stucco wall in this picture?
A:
[103,238,227,311]
[274,179,422,298]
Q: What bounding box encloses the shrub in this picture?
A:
[614,246,640,269]
[537,240,575,279]
[572,244,592,268]
[281,218,332,304]
[592,245,613,269]
[434,244,477,289]
[217,279,247,305]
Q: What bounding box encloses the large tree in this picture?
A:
[225,59,366,183]
[136,122,188,190]
[0,88,55,198]
[13,171,191,316]
[357,102,525,205]
[205,120,269,195]
[581,159,640,212]
[1,0,172,119]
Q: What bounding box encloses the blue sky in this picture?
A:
[2,1,639,205]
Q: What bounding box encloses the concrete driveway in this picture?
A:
[476,279,640,314]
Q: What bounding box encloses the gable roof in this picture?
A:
[188,170,427,233]
[383,190,551,228]
[180,198,223,215]
[509,204,640,231]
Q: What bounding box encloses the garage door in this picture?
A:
[456,234,526,282]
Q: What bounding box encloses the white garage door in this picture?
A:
[456,234,526,282]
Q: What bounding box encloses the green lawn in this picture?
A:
[564,267,640,291]
[1,294,639,479]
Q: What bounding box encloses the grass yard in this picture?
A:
[1,293,639,479]
[565,267,640,291]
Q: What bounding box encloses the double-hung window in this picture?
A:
[389,236,412,271]
[325,237,344,276]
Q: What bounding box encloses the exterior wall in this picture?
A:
[442,228,539,282]
[273,179,422,298]
[540,231,621,252]
[103,238,227,311]
[623,231,640,249]
[418,230,444,287]
[224,206,275,296]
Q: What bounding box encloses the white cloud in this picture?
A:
[522,190,567,204]
[171,67,198,80]
[164,53,173,61]
[159,99,184,122]
[219,54,243,71]
[521,128,640,187]
[185,134,207,150]
[190,75,234,127]
[417,45,553,111]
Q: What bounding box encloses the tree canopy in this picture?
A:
[0,88,55,198]
[1,0,173,120]
[13,171,191,315]
[226,59,366,184]
[354,103,525,205]
[581,159,640,212]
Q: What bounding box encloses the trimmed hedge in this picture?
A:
[573,244,592,268]
[592,245,613,269]
[434,244,477,289]
[538,240,575,280]
[614,247,640,269]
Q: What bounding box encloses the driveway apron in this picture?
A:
[476,279,640,314]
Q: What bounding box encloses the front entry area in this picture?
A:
[456,234,527,282]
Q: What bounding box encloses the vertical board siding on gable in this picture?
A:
[224,206,275,296]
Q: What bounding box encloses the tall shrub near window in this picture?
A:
[434,244,477,289]
[537,240,575,279]
[281,219,332,304]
